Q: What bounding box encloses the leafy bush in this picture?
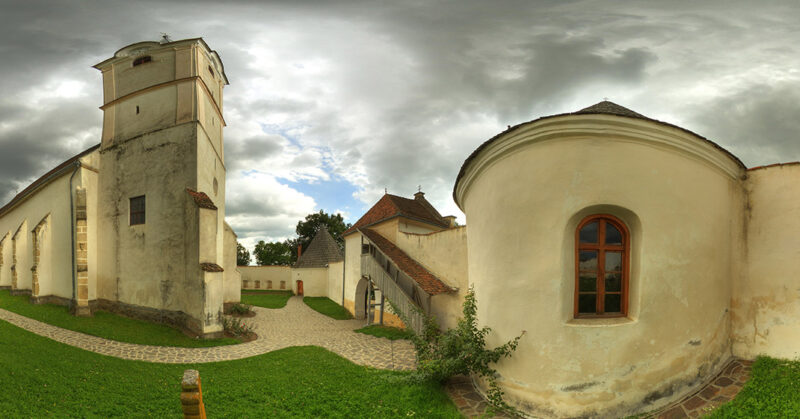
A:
[393,286,525,414]
[222,316,255,337]
[227,303,253,316]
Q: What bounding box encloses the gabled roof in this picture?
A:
[343,193,449,236]
[453,100,747,205]
[361,228,453,295]
[295,226,343,268]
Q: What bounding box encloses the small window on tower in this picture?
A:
[130,196,146,225]
[136,105,140,114]
[207,65,215,77]
[133,56,152,67]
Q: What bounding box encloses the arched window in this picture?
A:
[132,56,152,66]
[575,214,629,318]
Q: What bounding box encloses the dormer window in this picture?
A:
[133,56,152,66]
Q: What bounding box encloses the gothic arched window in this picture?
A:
[575,215,629,318]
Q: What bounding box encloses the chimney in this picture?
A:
[297,244,302,259]
[443,215,457,227]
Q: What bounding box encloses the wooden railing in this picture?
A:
[361,253,426,334]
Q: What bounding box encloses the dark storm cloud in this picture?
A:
[1,0,799,239]
[692,83,800,167]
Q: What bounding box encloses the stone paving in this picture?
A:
[444,358,753,419]
[651,358,752,419]
[0,296,416,370]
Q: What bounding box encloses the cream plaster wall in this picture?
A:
[292,268,328,297]
[343,234,364,316]
[0,232,10,287]
[240,266,291,290]
[398,219,443,235]
[327,261,344,304]
[222,222,241,303]
[732,164,800,359]
[396,226,468,330]
[456,116,744,418]
[0,166,86,300]
[369,219,399,244]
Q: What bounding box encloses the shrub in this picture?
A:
[227,303,253,316]
[393,286,525,415]
[222,316,255,337]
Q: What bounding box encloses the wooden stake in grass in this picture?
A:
[180,369,206,419]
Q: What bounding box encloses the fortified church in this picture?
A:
[3,37,799,418]
[0,38,240,338]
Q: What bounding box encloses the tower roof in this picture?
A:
[343,193,449,236]
[574,100,648,119]
[294,226,343,268]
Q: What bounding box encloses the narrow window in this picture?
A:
[133,56,152,66]
[135,105,140,114]
[129,195,146,225]
[575,215,629,318]
[207,65,215,77]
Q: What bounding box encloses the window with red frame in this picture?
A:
[575,215,629,317]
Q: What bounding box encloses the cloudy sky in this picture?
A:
[1,1,799,251]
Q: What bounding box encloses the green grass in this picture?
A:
[0,290,239,347]
[707,356,800,418]
[0,320,460,418]
[355,325,413,341]
[303,297,354,320]
[241,291,293,309]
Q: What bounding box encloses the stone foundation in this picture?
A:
[10,288,31,296]
[95,299,224,339]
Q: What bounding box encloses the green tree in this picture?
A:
[253,240,294,266]
[295,210,351,256]
[236,242,251,266]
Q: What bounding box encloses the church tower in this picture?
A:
[93,38,228,337]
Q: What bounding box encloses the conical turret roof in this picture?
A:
[294,226,343,268]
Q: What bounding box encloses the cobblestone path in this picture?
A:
[444,358,753,418]
[0,296,416,370]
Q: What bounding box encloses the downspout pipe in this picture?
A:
[68,161,81,303]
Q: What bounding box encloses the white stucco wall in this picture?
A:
[732,164,800,359]
[240,266,291,290]
[327,261,344,304]
[342,233,363,314]
[455,114,744,418]
[396,226,468,330]
[0,161,96,300]
[222,222,241,304]
[292,268,328,297]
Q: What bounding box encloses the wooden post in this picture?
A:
[379,293,385,325]
[181,369,206,419]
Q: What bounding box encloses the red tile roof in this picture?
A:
[186,188,218,210]
[361,228,453,295]
[343,193,448,236]
[200,262,224,272]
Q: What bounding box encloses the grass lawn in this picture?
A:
[0,320,460,418]
[355,325,412,341]
[241,291,293,309]
[0,290,239,347]
[303,297,353,320]
[707,356,800,418]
